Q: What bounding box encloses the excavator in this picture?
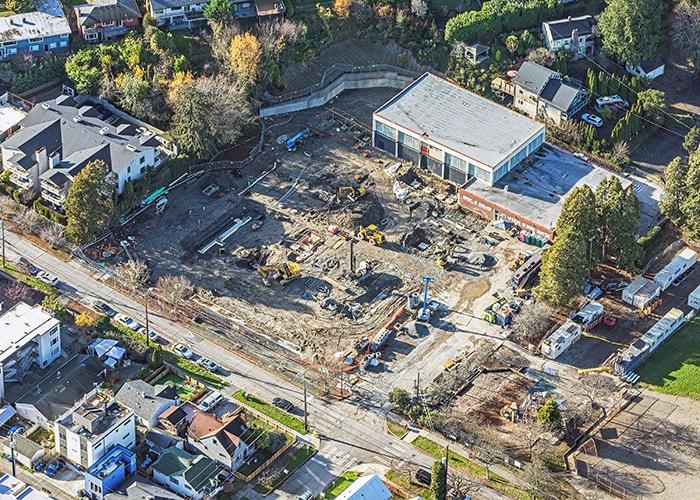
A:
[577,366,612,375]
[336,185,367,202]
[355,225,384,246]
[256,262,301,286]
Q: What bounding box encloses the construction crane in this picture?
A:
[417,275,436,322]
[256,262,301,286]
[355,225,384,246]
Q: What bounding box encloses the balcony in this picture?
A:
[42,188,66,206]
[9,173,32,190]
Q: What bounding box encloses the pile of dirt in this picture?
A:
[324,193,386,230]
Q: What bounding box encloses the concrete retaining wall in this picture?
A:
[260,71,414,117]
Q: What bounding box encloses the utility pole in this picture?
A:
[349,239,356,276]
[303,378,308,433]
[0,219,5,268]
[10,435,16,477]
[144,287,153,347]
[415,371,420,401]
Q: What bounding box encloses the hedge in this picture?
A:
[10,57,66,94]
[33,199,68,225]
[638,225,661,249]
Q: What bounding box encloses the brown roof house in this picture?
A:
[186,411,255,471]
[158,402,196,437]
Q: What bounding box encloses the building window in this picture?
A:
[170,477,179,485]
[474,166,490,183]
[51,348,60,356]
[374,121,397,140]
[398,131,421,150]
[445,152,467,173]
[127,166,131,173]
[140,166,146,174]
[29,37,43,42]
[139,156,145,163]
[51,337,58,345]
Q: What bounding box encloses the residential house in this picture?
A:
[336,474,392,500]
[186,410,254,471]
[151,447,228,499]
[0,94,172,208]
[542,15,594,59]
[74,0,141,43]
[104,476,182,499]
[0,302,61,400]
[512,61,589,125]
[144,429,184,453]
[462,43,489,65]
[626,59,665,80]
[252,0,285,18]
[84,444,136,500]
[0,473,51,499]
[0,0,70,60]
[114,379,178,428]
[158,402,196,436]
[0,93,29,141]
[232,0,256,18]
[54,390,136,468]
[147,0,207,30]
[1,435,44,468]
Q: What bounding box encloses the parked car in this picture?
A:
[37,271,59,287]
[197,391,224,412]
[44,461,63,478]
[297,493,313,500]
[116,314,140,331]
[196,358,220,373]
[415,468,432,485]
[595,95,629,109]
[137,326,159,342]
[174,343,194,359]
[272,397,294,412]
[5,425,25,436]
[93,300,117,318]
[573,152,589,162]
[581,113,603,128]
[17,257,38,275]
[34,462,46,473]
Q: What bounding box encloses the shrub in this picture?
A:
[10,57,65,94]
[637,225,661,248]
[33,199,68,225]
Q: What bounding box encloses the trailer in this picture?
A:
[541,321,581,359]
[571,301,604,331]
[689,285,700,309]
[655,248,697,291]
[622,276,661,309]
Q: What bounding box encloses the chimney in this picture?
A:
[567,16,571,21]
[35,147,48,175]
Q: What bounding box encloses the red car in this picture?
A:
[603,316,617,327]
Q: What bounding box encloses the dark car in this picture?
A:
[34,462,46,473]
[415,468,432,485]
[17,257,38,275]
[272,397,294,412]
[93,300,117,318]
[45,461,63,477]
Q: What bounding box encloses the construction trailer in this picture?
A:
[689,285,700,309]
[510,246,548,289]
[571,301,604,331]
[654,248,697,291]
[615,308,685,376]
[622,276,661,309]
[541,320,582,359]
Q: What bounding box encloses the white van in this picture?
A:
[197,391,224,412]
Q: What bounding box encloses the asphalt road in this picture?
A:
[3,231,439,498]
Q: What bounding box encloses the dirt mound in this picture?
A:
[324,193,386,230]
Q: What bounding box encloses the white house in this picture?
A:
[54,390,136,468]
[114,379,178,428]
[542,15,595,59]
[147,0,207,29]
[186,411,254,471]
[625,60,665,80]
[0,302,61,400]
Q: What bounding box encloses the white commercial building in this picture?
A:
[541,320,581,359]
[373,72,545,187]
[689,285,700,310]
[622,276,661,309]
[0,302,61,400]
[655,248,697,291]
[54,390,136,468]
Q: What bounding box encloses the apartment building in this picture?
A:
[147,0,207,29]
[0,302,61,400]
[1,94,172,208]
[54,391,136,468]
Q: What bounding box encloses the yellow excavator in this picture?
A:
[356,225,384,246]
[256,262,301,286]
[577,366,612,375]
[337,185,367,202]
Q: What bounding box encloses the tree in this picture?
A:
[523,452,551,494]
[578,373,618,416]
[75,312,96,332]
[505,34,519,54]
[228,33,262,83]
[115,259,150,289]
[155,274,193,310]
[637,89,667,125]
[2,282,33,303]
[527,47,556,67]
[116,74,151,119]
[42,295,69,322]
[660,156,688,225]
[410,0,428,18]
[65,47,103,94]
[596,177,641,271]
[39,224,66,249]
[671,1,700,67]
[536,400,561,426]
[684,127,700,154]
[150,345,163,367]
[333,0,352,17]
[6,0,36,13]
[64,160,114,245]
[203,0,233,24]
[168,74,254,159]
[448,471,476,498]
[512,302,553,344]
[431,459,447,500]
[599,0,664,65]
[534,228,589,306]
[556,185,601,260]
[14,208,43,235]
[388,387,411,409]
[172,55,190,74]
[680,152,700,239]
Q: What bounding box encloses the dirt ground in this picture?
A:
[96,88,516,359]
[573,390,700,498]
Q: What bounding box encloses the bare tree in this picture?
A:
[155,274,194,310]
[0,196,19,219]
[549,120,583,145]
[512,302,553,344]
[257,19,303,60]
[2,282,33,303]
[448,471,476,498]
[115,259,150,290]
[522,451,551,494]
[515,420,553,460]
[308,355,345,398]
[39,223,66,249]
[526,47,556,67]
[578,373,618,416]
[14,208,43,235]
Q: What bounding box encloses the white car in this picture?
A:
[137,326,159,342]
[37,271,59,287]
[595,95,629,109]
[573,152,589,162]
[581,113,603,128]
[174,343,194,359]
[116,314,140,331]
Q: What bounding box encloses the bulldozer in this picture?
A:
[256,262,301,286]
[355,225,384,246]
[336,185,367,202]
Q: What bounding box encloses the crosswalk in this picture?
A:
[313,444,357,470]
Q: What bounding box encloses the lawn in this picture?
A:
[254,445,316,494]
[387,419,408,439]
[27,427,53,446]
[322,471,360,499]
[384,470,433,499]
[638,317,700,399]
[233,390,306,434]
[156,373,197,399]
[237,419,294,477]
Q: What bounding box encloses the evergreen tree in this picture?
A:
[431,459,447,500]
[683,127,700,154]
[586,68,597,94]
[557,185,602,260]
[535,228,589,306]
[660,156,688,224]
[64,160,114,245]
[599,0,664,65]
[596,178,641,271]
[598,70,609,95]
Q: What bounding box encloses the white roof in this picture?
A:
[0,98,26,133]
[0,0,70,43]
[374,72,545,168]
[0,405,16,427]
[0,473,50,499]
[624,275,659,298]
[0,302,58,363]
[656,248,697,284]
[690,285,700,301]
[336,474,392,500]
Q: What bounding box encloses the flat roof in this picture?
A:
[0,474,50,499]
[0,0,70,42]
[0,302,58,363]
[461,144,660,232]
[0,102,26,133]
[374,73,545,168]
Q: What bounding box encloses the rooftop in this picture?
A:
[0,474,50,500]
[152,448,226,494]
[0,302,58,363]
[0,95,27,134]
[374,72,544,168]
[461,144,658,233]
[104,475,181,499]
[0,0,70,43]
[543,15,594,41]
[513,61,586,112]
[336,474,392,500]
[58,391,132,440]
[188,411,249,458]
[114,379,176,422]
[74,0,141,28]
[86,444,135,480]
